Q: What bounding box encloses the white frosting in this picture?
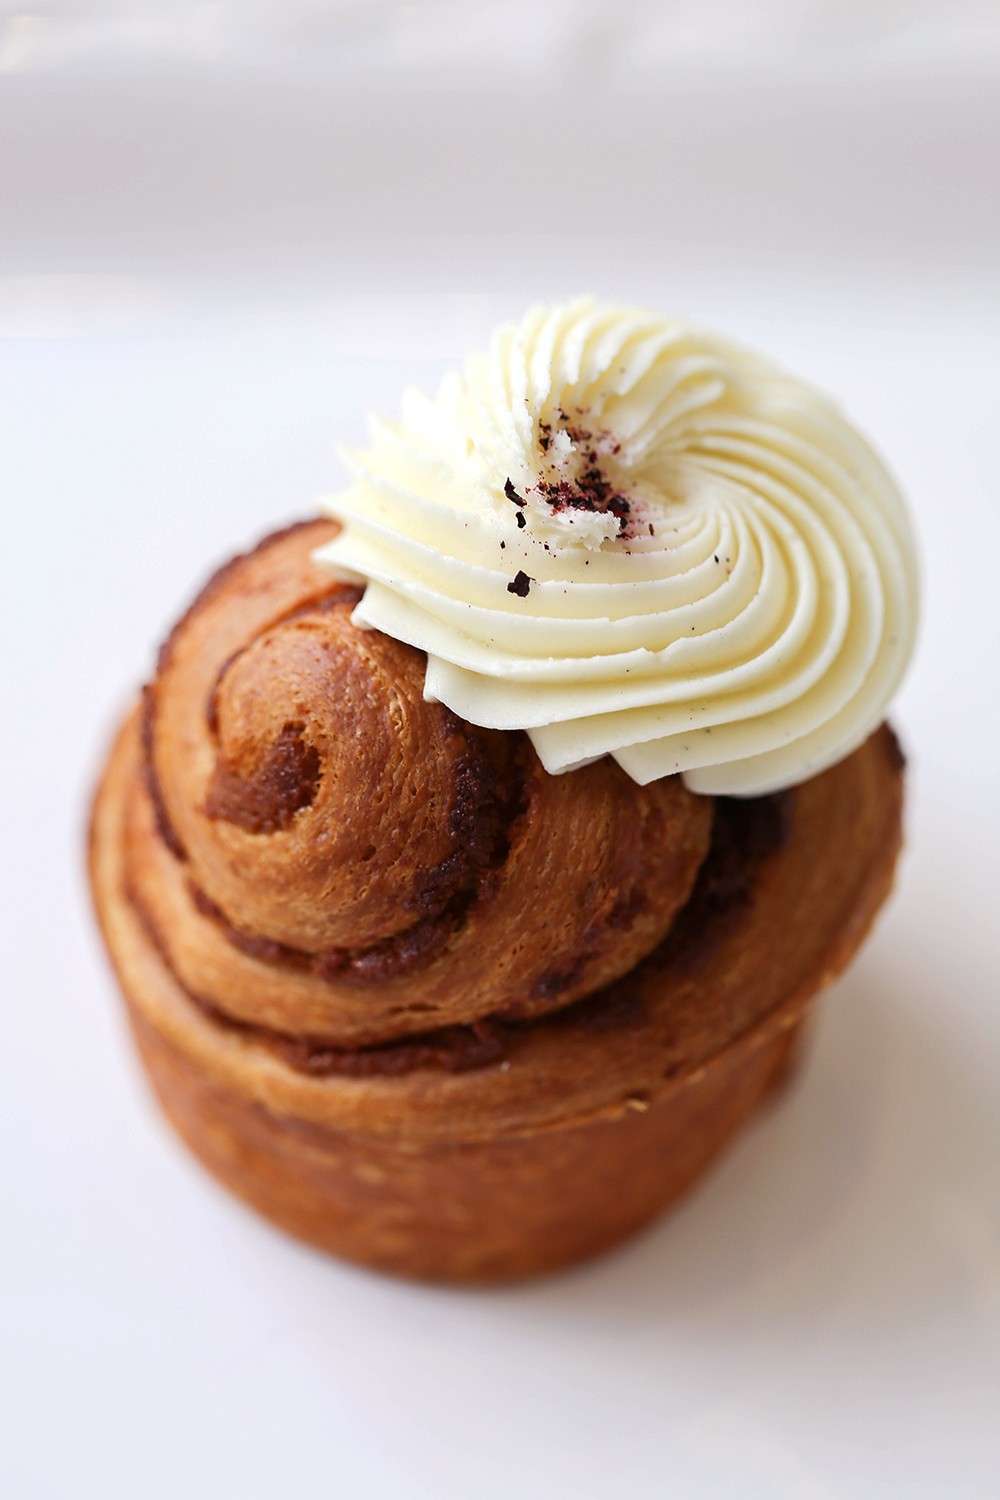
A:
[315,298,918,795]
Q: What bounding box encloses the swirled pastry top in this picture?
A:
[315,298,919,795]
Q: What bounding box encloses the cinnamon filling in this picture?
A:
[127,789,790,1078]
[204,721,322,834]
[132,521,762,1078]
[529,888,648,1002]
[183,728,528,983]
[143,541,529,982]
[142,526,359,862]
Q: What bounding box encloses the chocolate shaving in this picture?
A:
[531,414,633,536]
[537,474,631,536]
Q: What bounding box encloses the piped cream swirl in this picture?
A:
[315,298,918,795]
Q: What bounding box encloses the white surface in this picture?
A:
[2,12,1000,1498]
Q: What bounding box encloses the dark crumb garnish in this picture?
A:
[531,412,634,536]
[515,511,526,529]
[537,472,631,536]
[507,570,532,598]
[504,477,526,507]
[499,539,506,549]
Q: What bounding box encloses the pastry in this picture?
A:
[89,300,917,1281]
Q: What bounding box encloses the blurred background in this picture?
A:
[2,4,999,1499]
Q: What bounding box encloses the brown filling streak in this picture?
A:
[132,521,811,1076]
[185,726,529,984]
[127,790,791,1079]
[144,535,526,982]
[141,521,357,862]
[204,721,322,834]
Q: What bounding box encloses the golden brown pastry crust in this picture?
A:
[126,999,806,1282]
[133,521,712,1045]
[89,522,905,1281]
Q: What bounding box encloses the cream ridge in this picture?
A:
[315,297,918,795]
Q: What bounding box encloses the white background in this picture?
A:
[2,4,999,1496]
